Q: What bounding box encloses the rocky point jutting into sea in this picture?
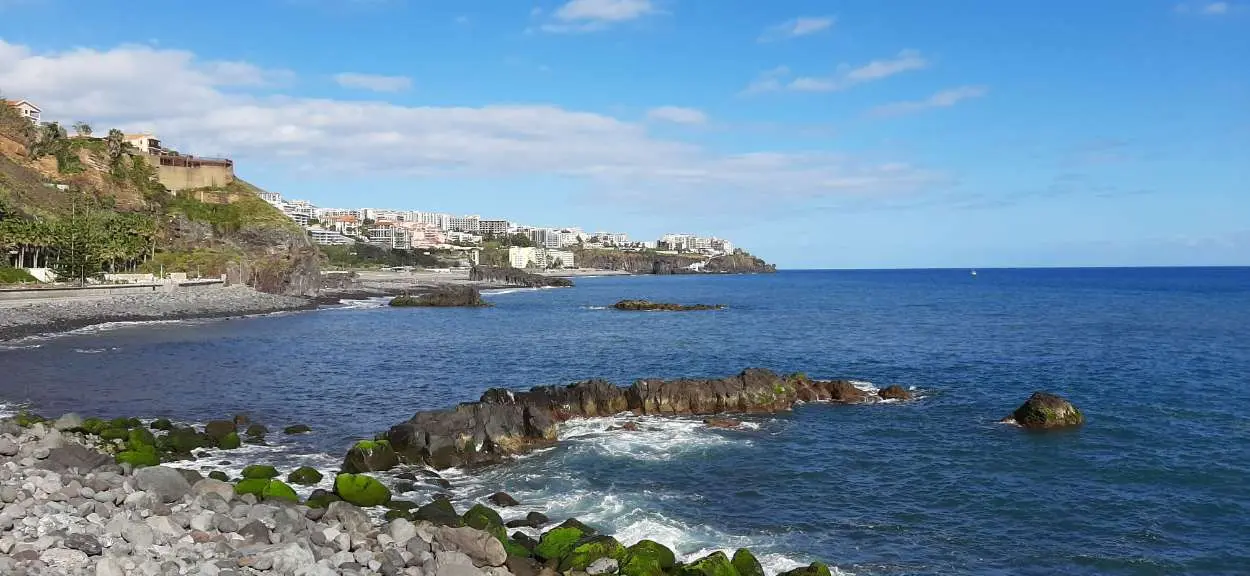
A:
[374,369,907,471]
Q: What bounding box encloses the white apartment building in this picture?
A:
[479,219,511,236]
[508,247,575,269]
[546,249,575,269]
[308,228,355,246]
[258,191,284,205]
[317,208,360,219]
[280,200,317,227]
[450,215,481,233]
[592,232,629,245]
[410,212,452,231]
[368,226,411,250]
[528,228,562,249]
[446,231,483,245]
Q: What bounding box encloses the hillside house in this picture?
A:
[7,100,40,124]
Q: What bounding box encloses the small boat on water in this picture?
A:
[971,269,978,277]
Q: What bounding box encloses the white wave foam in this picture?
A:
[582,306,608,310]
[558,416,742,462]
[0,343,42,352]
[328,297,390,310]
[848,380,879,394]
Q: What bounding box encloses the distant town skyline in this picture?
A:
[1,1,1246,268]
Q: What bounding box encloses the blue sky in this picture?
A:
[0,0,1247,268]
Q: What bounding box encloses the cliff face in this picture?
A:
[574,248,776,274]
[469,266,573,287]
[0,111,317,296]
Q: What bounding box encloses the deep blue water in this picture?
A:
[3,268,1250,575]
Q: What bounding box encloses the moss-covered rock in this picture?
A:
[204,420,237,444]
[621,540,677,576]
[305,489,340,509]
[233,478,297,502]
[464,503,507,541]
[504,538,533,558]
[208,471,229,482]
[777,562,833,576]
[561,535,626,572]
[79,417,107,434]
[1008,392,1084,429]
[115,446,160,468]
[245,424,268,438]
[15,412,47,427]
[218,432,242,450]
[680,551,740,576]
[160,426,210,455]
[99,428,129,441]
[342,439,399,473]
[149,418,173,431]
[234,478,269,498]
[287,466,323,485]
[260,479,299,502]
[127,427,155,448]
[283,424,311,435]
[415,498,462,526]
[385,509,414,521]
[534,525,588,562]
[108,417,140,430]
[333,473,392,507]
[731,549,764,576]
[241,465,279,479]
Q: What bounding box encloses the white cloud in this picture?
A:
[869,85,988,117]
[646,106,707,125]
[333,72,412,92]
[744,50,928,94]
[759,16,835,42]
[0,39,940,207]
[541,0,655,33]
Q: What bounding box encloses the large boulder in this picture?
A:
[204,420,237,444]
[342,440,400,473]
[415,498,463,526]
[133,466,192,503]
[680,551,738,576]
[621,540,676,576]
[287,466,323,485]
[436,525,508,567]
[534,521,591,562]
[333,473,391,507]
[38,444,112,473]
[877,385,913,401]
[778,563,834,576]
[731,549,764,576]
[1008,392,1084,429]
[560,535,626,572]
[463,503,508,547]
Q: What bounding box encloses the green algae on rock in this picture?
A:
[333,473,392,507]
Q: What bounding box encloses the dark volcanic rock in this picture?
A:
[384,369,873,469]
[389,286,490,308]
[612,300,725,312]
[703,418,742,429]
[878,385,913,401]
[470,265,574,288]
[488,492,519,507]
[1008,392,1084,429]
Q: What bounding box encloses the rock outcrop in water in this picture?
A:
[1005,392,1084,429]
[385,369,878,470]
[612,300,725,312]
[390,286,490,308]
[469,266,574,288]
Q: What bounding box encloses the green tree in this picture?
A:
[73,121,93,138]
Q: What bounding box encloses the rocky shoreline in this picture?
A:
[0,286,315,341]
[0,409,837,576]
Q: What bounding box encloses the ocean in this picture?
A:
[3,268,1249,575]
